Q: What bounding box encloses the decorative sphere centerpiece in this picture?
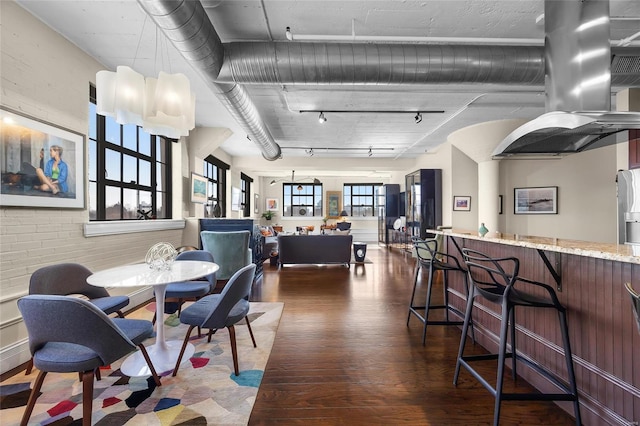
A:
[145,242,178,270]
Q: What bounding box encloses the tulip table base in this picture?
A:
[121,340,194,377]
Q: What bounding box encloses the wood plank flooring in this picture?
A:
[249,245,578,425]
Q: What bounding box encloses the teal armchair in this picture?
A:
[200,230,252,281]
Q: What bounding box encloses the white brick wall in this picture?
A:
[0,2,185,373]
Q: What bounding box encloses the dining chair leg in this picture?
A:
[20,370,47,426]
[208,328,218,343]
[172,325,196,377]
[228,325,240,376]
[25,358,33,375]
[81,370,94,426]
[95,367,101,381]
[137,344,162,386]
[152,312,157,325]
[116,310,125,318]
[245,317,257,347]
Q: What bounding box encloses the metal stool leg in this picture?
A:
[558,309,582,426]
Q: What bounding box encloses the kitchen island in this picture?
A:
[431,229,640,426]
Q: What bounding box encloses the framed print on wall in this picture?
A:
[514,186,558,214]
[266,198,279,211]
[190,172,207,204]
[453,195,471,211]
[0,107,85,209]
[326,191,341,218]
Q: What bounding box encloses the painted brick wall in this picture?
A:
[0,1,185,373]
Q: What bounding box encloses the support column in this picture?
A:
[477,160,500,234]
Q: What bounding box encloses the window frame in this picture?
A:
[203,155,229,216]
[282,182,323,217]
[89,85,172,221]
[241,172,253,217]
[342,183,384,217]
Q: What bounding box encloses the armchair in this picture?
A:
[17,295,161,426]
[200,230,252,281]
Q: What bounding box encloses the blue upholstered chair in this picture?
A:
[17,295,161,426]
[200,230,252,281]
[172,264,257,377]
[25,263,130,374]
[336,221,351,231]
[153,250,217,324]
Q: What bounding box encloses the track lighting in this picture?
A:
[285,26,293,41]
[368,148,373,157]
[270,179,276,186]
[414,112,422,124]
[318,112,327,123]
[306,148,314,156]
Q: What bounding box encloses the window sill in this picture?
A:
[84,219,185,237]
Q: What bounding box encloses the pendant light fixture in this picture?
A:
[95,20,195,139]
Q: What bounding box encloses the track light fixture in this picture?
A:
[318,112,327,123]
[414,112,423,124]
[305,148,314,156]
[368,148,373,157]
[285,26,293,41]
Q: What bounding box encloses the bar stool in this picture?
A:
[454,248,581,426]
[407,236,472,345]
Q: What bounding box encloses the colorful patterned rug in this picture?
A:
[0,301,283,425]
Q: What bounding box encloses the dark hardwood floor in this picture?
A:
[249,245,578,425]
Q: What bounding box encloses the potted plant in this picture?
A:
[261,211,276,221]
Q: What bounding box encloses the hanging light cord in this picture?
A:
[132,15,148,69]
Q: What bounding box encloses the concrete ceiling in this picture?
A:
[15,0,640,170]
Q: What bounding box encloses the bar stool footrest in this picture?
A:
[457,354,578,403]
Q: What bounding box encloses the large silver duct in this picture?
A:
[218,43,546,85]
[136,0,282,161]
[218,42,639,86]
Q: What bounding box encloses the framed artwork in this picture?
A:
[231,187,241,211]
[498,195,503,215]
[0,107,85,209]
[254,193,259,213]
[190,172,207,204]
[514,186,558,214]
[453,195,471,211]
[266,198,279,211]
[326,191,341,218]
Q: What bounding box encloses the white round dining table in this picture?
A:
[87,260,219,377]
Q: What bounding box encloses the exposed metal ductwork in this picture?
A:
[137,0,639,161]
[217,42,640,86]
[217,43,547,85]
[136,0,281,161]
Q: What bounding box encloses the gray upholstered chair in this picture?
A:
[153,250,217,324]
[25,263,130,374]
[172,263,257,377]
[17,295,161,426]
[200,230,252,281]
[625,282,640,335]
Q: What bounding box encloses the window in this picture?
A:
[241,173,253,217]
[203,155,229,215]
[89,85,172,221]
[343,183,383,217]
[283,183,322,217]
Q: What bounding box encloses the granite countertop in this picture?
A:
[430,228,640,265]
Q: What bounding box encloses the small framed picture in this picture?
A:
[266,198,279,211]
[190,173,207,204]
[453,195,471,211]
[514,186,558,214]
[498,195,503,215]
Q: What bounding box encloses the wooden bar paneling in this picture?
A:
[445,237,640,426]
